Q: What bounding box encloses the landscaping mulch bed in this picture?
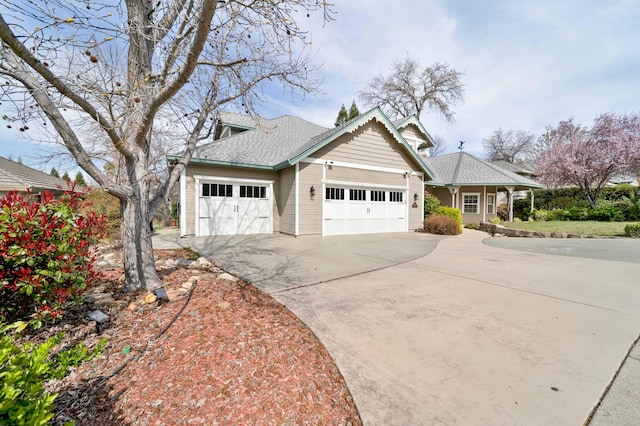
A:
[25,249,360,425]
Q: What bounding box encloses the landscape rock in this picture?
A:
[218,272,238,282]
[142,292,157,305]
[127,302,139,311]
[166,287,188,301]
[218,301,231,310]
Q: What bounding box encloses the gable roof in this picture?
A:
[184,107,435,178]
[393,115,435,148]
[0,156,70,193]
[423,152,544,189]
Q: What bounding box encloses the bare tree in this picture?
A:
[0,1,332,291]
[358,55,464,122]
[418,134,448,157]
[483,128,536,163]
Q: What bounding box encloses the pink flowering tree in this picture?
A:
[537,113,640,208]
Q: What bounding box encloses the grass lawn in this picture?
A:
[501,220,635,237]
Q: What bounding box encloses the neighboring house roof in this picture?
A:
[492,160,538,177]
[393,115,435,148]
[607,173,639,187]
[0,156,70,193]
[423,152,544,189]
[184,107,435,178]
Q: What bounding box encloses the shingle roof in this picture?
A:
[423,152,544,189]
[0,156,70,192]
[492,160,537,176]
[194,115,329,168]
[217,111,261,130]
[189,107,435,178]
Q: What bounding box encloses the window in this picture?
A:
[202,183,232,197]
[389,191,403,203]
[325,187,345,200]
[349,189,366,201]
[240,185,266,199]
[486,193,496,214]
[370,190,386,202]
[462,193,480,214]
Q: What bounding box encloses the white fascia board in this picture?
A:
[193,175,274,185]
[301,157,416,175]
[180,168,187,237]
[322,179,409,190]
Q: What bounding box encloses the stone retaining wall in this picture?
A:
[479,222,607,239]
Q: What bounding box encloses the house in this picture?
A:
[172,107,435,237]
[0,156,71,199]
[423,152,544,224]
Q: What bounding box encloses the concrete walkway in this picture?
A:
[153,229,640,425]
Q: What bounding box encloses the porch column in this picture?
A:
[506,186,515,222]
[482,186,486,223]
[530,189,535,212]
[448,186,459,209]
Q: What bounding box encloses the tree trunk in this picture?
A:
[120,185,163,292]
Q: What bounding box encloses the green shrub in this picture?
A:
[80,188,120,241]
[0,322,57,425]
[548,209,569,221]
[464,222,480,230]
[434,206,462,233]
[567,206,589,221]
[49,336,108,380]
[488,217,503,224]
[0,189,106,325]
[587,203,625,222]
[423,215,460,235]
[529,209,549,222]
[424,194,441,217]
[624,223,640,238]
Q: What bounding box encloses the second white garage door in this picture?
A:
[324,186,407,236]
[198,181,272,236]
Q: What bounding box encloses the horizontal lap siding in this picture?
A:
[399,125,426,141]
[184,165,278,235]
[278,166,296,235]
[298,162,323,235]
[313,122,417,170]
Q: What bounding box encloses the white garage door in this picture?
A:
[198,182,272,236]
[324,186,407,236]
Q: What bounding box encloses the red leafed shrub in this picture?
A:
[0,188,106,325]
[423,215,460,235]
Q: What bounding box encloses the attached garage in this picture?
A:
[175,107,436,238]
[196,179,273,236]
[323,186,407,236]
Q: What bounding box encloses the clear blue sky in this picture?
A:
[2,0,639,170]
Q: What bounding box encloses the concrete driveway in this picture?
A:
[154,229,640,424]
[272,231,640,425]
[172,231,445,293]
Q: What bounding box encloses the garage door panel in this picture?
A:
[198,181,272,236]
[324,186,407,236]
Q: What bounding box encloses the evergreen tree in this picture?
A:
[348,100,360,120]
[74,171,87,187]
[61,172,71,182]
[50,167,60,178]
[334,104,349,127]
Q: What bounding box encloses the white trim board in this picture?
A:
[301,157,423,176]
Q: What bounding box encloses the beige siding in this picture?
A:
[398,124,427,151]
[184,164,278,235]
[297,162,323,235]
[313,121,419,170]
[426,186,499,225]
[325,166,406,187]
[409,174,424,230]
[278,166,296,235]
